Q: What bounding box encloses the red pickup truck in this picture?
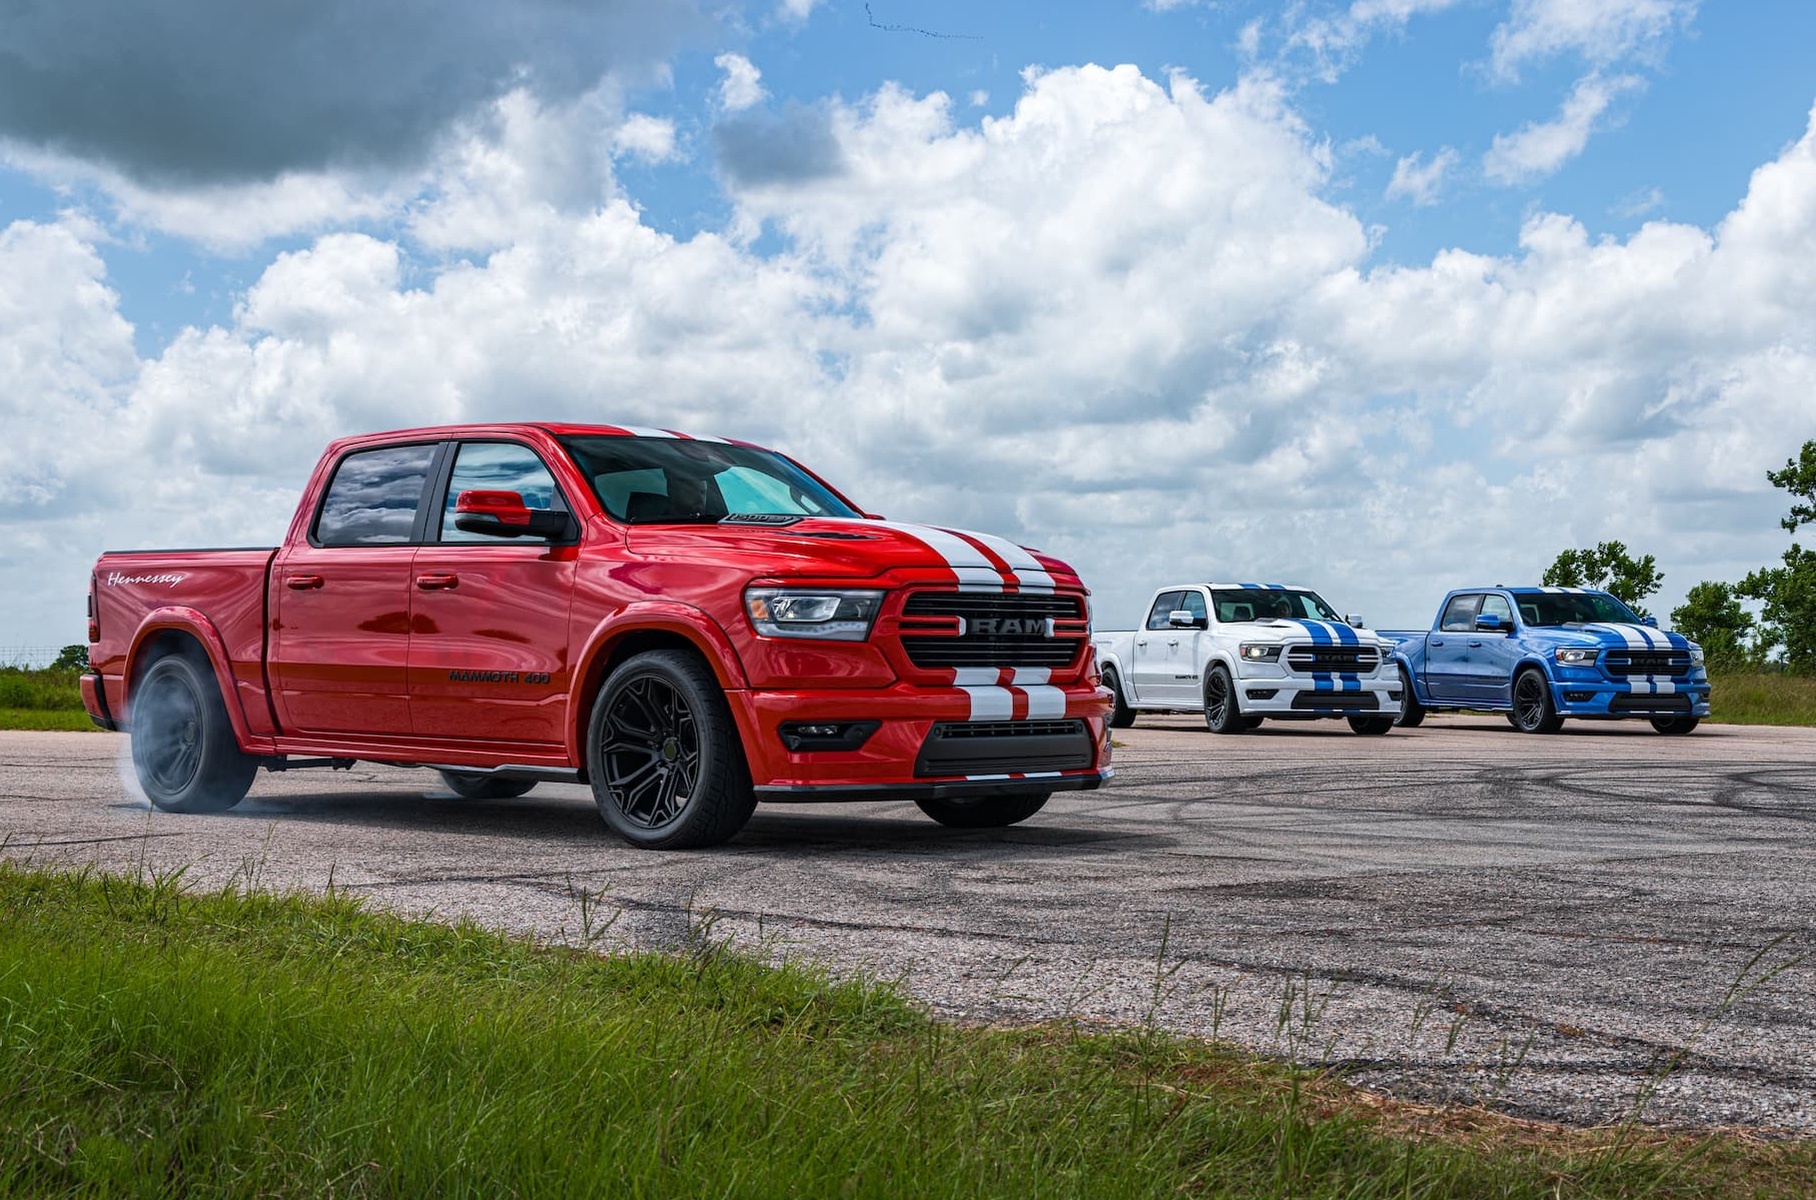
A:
[83,424,1111,847]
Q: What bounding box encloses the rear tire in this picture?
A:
[438,770,537,800]
[131,652,258,813]
[1348,715,1394,736]
[1511,668,1564,734]
[1103,667,1137,729]
[587,649,755,849]
[1203,666,1245,734]
[1650,716,1700,735]
[1394,667,1426,728]
[915,792,1049,828]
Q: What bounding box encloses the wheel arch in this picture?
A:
[123,609,257,749]
[566,605,754,768]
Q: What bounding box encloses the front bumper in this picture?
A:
[730,680,1112,796]
[1551,672,1712,718]
[1236,672,1399,716]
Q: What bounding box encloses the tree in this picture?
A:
[51,644,89,672]
[1669,582,1757,671]
[1766,440,1816,534]
[1741,439,1816,674]
[1542,541,1664,617]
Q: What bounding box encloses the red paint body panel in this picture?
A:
[86,424,1112,795]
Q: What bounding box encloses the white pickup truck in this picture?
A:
[1092,583,1401,735]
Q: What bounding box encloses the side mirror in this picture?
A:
[1474,612,1507,633]
[1168,610,1207,630]
[1642,616,1658,628]
[453,490,569,539]
[1347,614,1366,628]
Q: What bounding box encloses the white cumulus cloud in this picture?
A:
[714,53,767,113]
[1483,73,1642,184]
[1385,146,1458,205]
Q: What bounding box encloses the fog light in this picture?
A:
[1245,688,1279,700]
[1564,691,1593,702]
[778,721,881,752]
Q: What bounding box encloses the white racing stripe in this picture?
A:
[860,520,1006,591]
[963,530,1057,592]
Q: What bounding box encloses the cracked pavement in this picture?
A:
[2,718,1813,1133]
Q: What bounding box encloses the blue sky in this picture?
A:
[2,0,1814,645]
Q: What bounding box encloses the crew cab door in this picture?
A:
[1464,593,1521,704]
[270,442,441,737]
[1424,593,1480,703]
[407,440,578,746]
[1129,591,1185,703]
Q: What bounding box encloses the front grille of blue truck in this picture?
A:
[1603,650,1692,676]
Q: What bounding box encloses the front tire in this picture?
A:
[916,792,1050,828]
[1395,667,1426,728]
[1103,667,1137,729]
[1203,666,1245,734]
[1348,715,1394,735]
[587,649,755,849]
[438,770,537,800]
[1511,668,1564,734]
[1651,715,1701,735]
[131,652,258,813]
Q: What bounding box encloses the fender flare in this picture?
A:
[565,603,753,766]
[1514,656,1559,702]
[1388,651,1428,705]
[123,608,264,752]
[1202,651,1239,699]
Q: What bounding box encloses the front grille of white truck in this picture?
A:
[1284,645,1380,673]
[898,591,1087,669]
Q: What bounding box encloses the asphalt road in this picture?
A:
[3,718,1813,1133]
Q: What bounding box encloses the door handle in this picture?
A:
[1468,640,1484,648]
[285,575,324,590]
[416,573,459,591]
[1166,638,1179,647]
[1135,639,1148,647]
[1430,638,1445,646]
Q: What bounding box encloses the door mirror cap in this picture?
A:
[1474,612,1507,633]
[1642,615,1658,628]
[1347,614,1366,628]
[1168,610,1207,630]
[453,490,569,539]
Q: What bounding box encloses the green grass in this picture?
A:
[1708,672,1816,726]
[0,664,92,731]
[0,865,1809,1198]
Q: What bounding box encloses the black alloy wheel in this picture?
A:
[1103,668,1137,729]
[438,770,538,800]
[1395,667,1426,728]
[1650,715,1701,735]
[1511,669,1564,734]
[1203,666,1245,734]
[916,792,1051,828]
[131,652,258,813]
[587,649,755,849]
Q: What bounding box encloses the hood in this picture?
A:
[623,516,1078,589]
[1558,623,1696,652]
[1238,618,1389,647]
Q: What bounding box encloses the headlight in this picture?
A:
[1690,647,1705,665]
[744,588,883,641]
[1240,644,1282,662]
[1555,647,1599,665]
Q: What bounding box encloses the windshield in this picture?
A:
[1209,588,1341,623]
[559,436,861,524]
[1514,591,1643,627]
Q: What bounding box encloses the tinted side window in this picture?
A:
[1180,591,1208,621]
[1439,594,1482,632]
[1146,592,1184,631]
[316,444,437,546]
[440,442,566,543]
[1479,594,1514,626]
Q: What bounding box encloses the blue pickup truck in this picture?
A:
[1381,587,1710,734]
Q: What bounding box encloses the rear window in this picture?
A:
[315,444,438,546]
